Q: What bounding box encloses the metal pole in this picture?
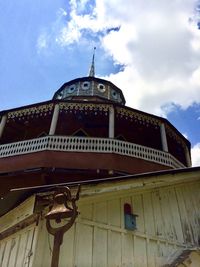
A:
[46,186,80,267]
[51,231,63,267]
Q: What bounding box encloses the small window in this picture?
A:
[98,83,106,93]
[37,131,47,138]
[111,90,118,100]
[56,92,63,99]
[82,82,90,90]
[73,129,88,137]
[116,135,126,141]
[68,85,76,94]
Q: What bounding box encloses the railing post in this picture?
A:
[160,123,168,152]
[109,106,115,138]
[49,104,60,135]
[0,114,7,139]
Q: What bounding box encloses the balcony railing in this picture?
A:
[0,136,185,169]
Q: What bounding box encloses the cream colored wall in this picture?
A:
[0,223,37,267]
[31,180,200,267]
[0,178,199,266]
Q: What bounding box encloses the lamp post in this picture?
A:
[45,185,80,267]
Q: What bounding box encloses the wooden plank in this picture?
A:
[167,188,184,243]
[59,226,75,267]
[0,227,35,267]
[74,223,93,267]
[159,188,174,240]
[122,233,134,267]
[93,227,107,267]
[14,228,31,266]
[6,237,19,267]
[94,201,108,224]
[162,242,176,266]
[2,239,13,267]
[79,203,93,221]
[131,194,145,233]
[0,196,35,233]
[24,228,36,267]
[151,190,165,238]
[108,199,121,227]
[143,192,155,236]
[156,242,167,266]
[31,220,52,267]
[182,184,199,244]
[146,239,157,267]
[175,186,193,244]
[188,183,200,217]
[188,183,200,244]
[108,230,121,266]
[0,242,7,266]
[133,236,147,267]
[28,225,39,267]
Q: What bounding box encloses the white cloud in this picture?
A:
[100,0,200,114]
[35,0,200,117]
[56,20,81,46]
[183,133,188,139]
[191,143,200,166]
[37,32,48,52]
[57,0,200,116]
[36,7,70,52]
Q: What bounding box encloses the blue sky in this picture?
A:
[0,0,200,165]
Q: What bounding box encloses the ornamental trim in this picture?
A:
[116,107,160,126]
[59,102,110,112]
[8,104,54,119]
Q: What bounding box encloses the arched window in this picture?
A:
[73,129,88,137]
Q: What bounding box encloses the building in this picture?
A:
[0,60,199,266]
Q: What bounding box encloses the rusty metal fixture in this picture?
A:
[45,185,80,267]
[45,192,74,223]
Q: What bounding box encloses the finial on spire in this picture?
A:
[88,47,96,77]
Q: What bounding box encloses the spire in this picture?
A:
[88,47,96,77]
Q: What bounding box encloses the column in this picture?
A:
[0,114,7,139]
[160,123,168,152]
[109,106,115,138]
[49,104,59,135]
[184,146,191,167]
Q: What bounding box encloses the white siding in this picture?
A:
[0,224,37,267]
[1,180,199,267]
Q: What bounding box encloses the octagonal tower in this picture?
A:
[0,66,191,196]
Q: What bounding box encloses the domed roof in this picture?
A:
[52,76,126,105]
[53,48,126,105]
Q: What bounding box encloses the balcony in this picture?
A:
[0,136,185,169]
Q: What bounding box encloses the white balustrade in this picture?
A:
[0,136,185,169]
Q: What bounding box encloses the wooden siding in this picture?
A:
[0,196,35,234]
[0,224,37,267]
[0,177,199,267]
[30,180,200,267]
